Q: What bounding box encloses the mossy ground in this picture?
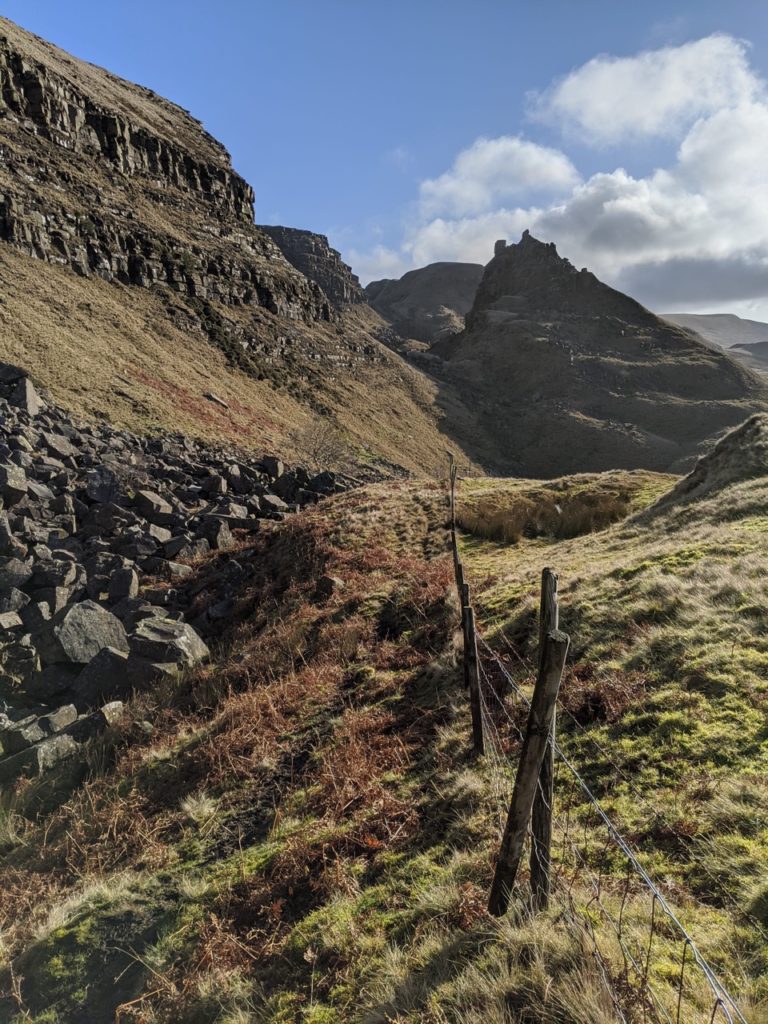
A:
[457,469,768,1021]
[1,471,766,1022]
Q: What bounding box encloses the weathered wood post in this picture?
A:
[488,628,569,916]
[455,558,464,597]
[530,569,559,910]
[464,604,484,755]
[461,583,471,691]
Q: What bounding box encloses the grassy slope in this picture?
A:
[0,482,626,1024]
[0,247,483,476]
[2,460,767,1022]
[458,464,768,1019]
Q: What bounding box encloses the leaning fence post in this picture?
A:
[530,568,559,910]
[464,604,484,755]
[488,628,570,916]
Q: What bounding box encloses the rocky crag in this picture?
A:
[0,361,345,796]
[259,226,365,308]
[431,232,768,476]
[0,18,329,323]
[0,17,488,477]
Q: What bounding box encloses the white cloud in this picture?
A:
[345,243,411,284]
[530,34,761,145]
[419,136,578,217]
[346,34,768,317]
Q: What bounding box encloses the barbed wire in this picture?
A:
[476,633,745,1024]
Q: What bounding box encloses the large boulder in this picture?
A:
[38,600,128,665]
[9,376,42,416]
[72,647,168,706]
[129,617,209,668]
[0,463,27,505]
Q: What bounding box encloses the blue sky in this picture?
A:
[5,1,768,315]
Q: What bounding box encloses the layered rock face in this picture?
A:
[0,17,331,320]
[0,360,346,790]
[260,226,365,307]
[366,262,484,344]
[432,232,768,476]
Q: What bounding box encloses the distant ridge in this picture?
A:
[661,312,768,349]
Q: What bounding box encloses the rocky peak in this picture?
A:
[259,225,365,308]
[466,229,653,331]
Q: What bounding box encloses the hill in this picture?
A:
[661,312,768,349]
[366,261,484,345]
[0,16,485,477]
[431,232,768,476]
[2,421,768,1020]
[732,341,768,365]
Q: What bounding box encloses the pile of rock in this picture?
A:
[0,362,344,787]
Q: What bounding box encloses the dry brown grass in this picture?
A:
[0,247,484,475]
[457,470,673,544]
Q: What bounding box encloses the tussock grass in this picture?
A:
[458,470,673,544]
[457,458,768,1016]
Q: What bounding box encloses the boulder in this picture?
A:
[129,617,209,668]
[0,557,33,589]
[108,567,139,602]
[42,432,78,460]
[262,456,284,479]
[0,463,27,505]
[85,466,120,504]
[201,519,235,551]
[72,647,166,706]
[9,376,42,416]
[32,559,77,588]
[134,490,172,519]
[26,664,80,702]
[40,600,128,665]
[0,732,80,785]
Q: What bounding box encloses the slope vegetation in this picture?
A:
[3,421,768,1020]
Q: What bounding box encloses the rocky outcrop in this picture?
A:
[0,361,347,787]
[430,232,768,476]
[260,226,365,308]
[0,17,332,321]
[366,262,483,344]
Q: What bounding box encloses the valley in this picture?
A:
[0,10,767,1024]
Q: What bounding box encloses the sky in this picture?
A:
[4,1,768,318]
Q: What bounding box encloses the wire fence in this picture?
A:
[447,459,749,1024]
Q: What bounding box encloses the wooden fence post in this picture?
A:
[530,569,559,910]
[464,604,484,755]
[488,628,570,916]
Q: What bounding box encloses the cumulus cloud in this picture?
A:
[345,243,412,284]
[347,34,768,316]
[419,136,578,217]
[529,34,761,145]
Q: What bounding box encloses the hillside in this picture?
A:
[662,312,768,350]
[431,232,768,476]
[3,421,768,1020]
[0,16,484,477]
[366,262,484,346]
